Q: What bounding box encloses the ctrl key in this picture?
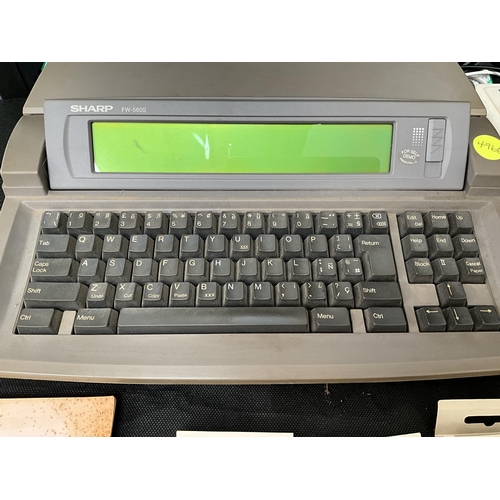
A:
[364,307,407,332]
[17,308,63,334]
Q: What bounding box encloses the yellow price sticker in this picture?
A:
[473,135,500,160]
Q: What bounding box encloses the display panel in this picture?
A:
[91,122,393,174]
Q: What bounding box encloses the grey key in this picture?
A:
[337,258,364,284]
[470,306,500,331]
[301,282,328,309]
[128,234,154,259]
[243,212,265,237]
[230,234,253,259]
[210,258,234,284]
[427,234,454,259]
[77,258,106,285]
[196,282,221,307]
[179,234,204,260]
[398,211,424,237]
[119,211,144,237]
[142,282,169,307]
[406,258,433,284]
[184,258,209,285]
[268,212,289,238]
[222,282,247,307]
[74,308,118,334]
[37,234,76,259]
[144,211,168,238]
[354,234,396,282]
[194,211,217,237]
[310,307,351,333]
[104,258,132,285]
[329,234,353,259]
[24,282,88,310]
[315,212,338,238]
[279,235,303,259]
[41,211,67,234]
[424,211,449,236]
[169,211,193,237]
[236,258,261,284]
[249,282,275,307]
[436,282,467,308]
[102,234,129,260]
[114,282,142,310]
[327,282,354,308]
[117,307,309,333]
[75,234,103,260]
[169,282,196,307]
[93,211,118,235]
[86,282,115,308]
[312,258,337,283]
[205,235,229,260]
[291,211,314,237]
[261,258,286,285]
[448,211,473,236]
[132,258,159,285]
[444,307,474,332]
[218,211,241,237]
[304,235,329,260]
[452,235,479,259]
[67,211,93,236]
[154,234,179,260]
[287,258,312,285]
[364,307,407,332]
[401,234,428,260]
[353,282,402,308]
[158,258,184,285]
[457,258,486,284]
[340,211,363,237]
[276,282,301,307]
[431,258,459,284]
[415,307,447,332]
[17,308,63,334]
[364,211,389,234]
[31,258,78,282]
[255,234,278,260]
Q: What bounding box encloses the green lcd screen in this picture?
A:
[91,122,393,174]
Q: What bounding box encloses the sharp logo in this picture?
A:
[70,105,113,113]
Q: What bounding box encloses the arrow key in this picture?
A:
[415,307,447,332]
[436,282,467,308]
[470,306,500,331]
[444,306,474,331]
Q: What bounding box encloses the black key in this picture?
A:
[457,258,486,284]
[354,234,397,282]
[222,282,247,307]
[67,211,93,236]
[329,234,353,259]
[431,258,459,284]
[169,282,196,307]
[340,211,363,237]
[205,235,229,260]
[184,258,209,285]
[364,307,407,332]
[255,234,278,260]
[218,211,241,237]
[41,211,67,234]
[279,235,303,260]
[77,258,106,285]
[424,211,449,236]
[101,234,128,260]
[230,234,253,259]
[158,258,184,285]
[249,282,275,307]
[93,211,118,236]
[310,307,351,333]
[291,211,314,237]
[470,306,500,331]
[287,258,312,285]
[132,258,158,285]
[114,282,142,310]
[144,211,168,238]
[353,282,402,308]
[179,234,204,260]
[74,308,118,334]
[401,234,428,260]
[301,282,328,309]
[444,307,474,331]
[117,307,309,333]
[243,212,265,237]
[31,258,78,282]
[304,235,329,260]
[119,211,143,237]
[312,258,337,283]
[427,234,454,260]
[363,211,389,234]
[86,282,115,308]
[142,282,169,307]
[268,212,289,238]
[415,307,447,332]
[327,282,354,308]
[337,258,364,284]
[17,308,63,334]
[194,211,217,238]
[169,211,193,237]
[210,258,234,285]
[154,234,179,260]
[236,258,261,284]
[406,258,433,284]
[276,282,301,306]
[315,212,338,238]
[37,234,76,259]
[398,211,424,237]
[24,282,88,310]
[128,234,154,260]
[448,211,474,237]
[104,258,132,285]
[436,282,467,308]
[261,258,286,285]
[75,234,103,260]
[196,282,221,307]
[452,235,479,259]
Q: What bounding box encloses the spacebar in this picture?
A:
[117,307,310,334]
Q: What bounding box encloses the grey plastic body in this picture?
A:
[44,98,470,191]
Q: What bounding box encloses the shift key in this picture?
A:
[354,234,397,281]
[24,282,88,310]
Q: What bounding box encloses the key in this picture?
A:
[304,235,329,260]
[312,258,337,283]
[114,282,142,310]
[101,234,128,260]
[41,211,67,234]
[310,307,351,333]
[415,307,447,332]
[243,212,265,238]
[104,258,132,285]
[184,258,209,285]
[119,211,143,237]
[236,258,261,284]
[431,258,459,284]
[327,282,354,308]
[31,258,78,282]
[287,258,312,285]
[291,211,314,237]
[73,308,118,334]
[268,212,289,238]
[329,234,353,259]
[230,234,253,259]
[144,211,168,238]
[194,211,217,238]
[401,234,428,260]
[276,282,301,307]
[444,307,474,331]
[398,211,424,237]
[158,258,184,285]
[452,235,479,259]
[222,282,247,307]
[67,211,93,236]
[255,234,278,260]
[142,282,169,307]
[424,211,449,236]
[315,212,338,238]
[132,258,158,285]
[17,308,63,334]
[457,258,486,284]
[154,234,179,260]
[469,306,500,331]
[24,282,88,310]
[93,211,118,236]
[77,258,106,285]
[169,211,193,237]
[128,234,154,260]
[448,211,473,236]
[301,282,328,309]
[169,282,196,307]
[340,211,363,237]
[196,282,221,307]
[179,234,204,260]
[354,234,396,282]
[427,234,454,260]
[337,258,364,284]
[210,258,234,284]
[261,258,286,285]
[218,211,241,237]
[249,282,275,307]
[205,235,229,260]
[353,282,402,308]
[279,235,303,259]
[118,307,309,333]
[86,282,115,308]
[37,234,76,259]
[406,258,433,284]
[75,234,103,261]
[364,307,407,332]
[363,211,389,234]
[436,282,467,308]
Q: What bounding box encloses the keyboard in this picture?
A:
[16,208,499,338]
